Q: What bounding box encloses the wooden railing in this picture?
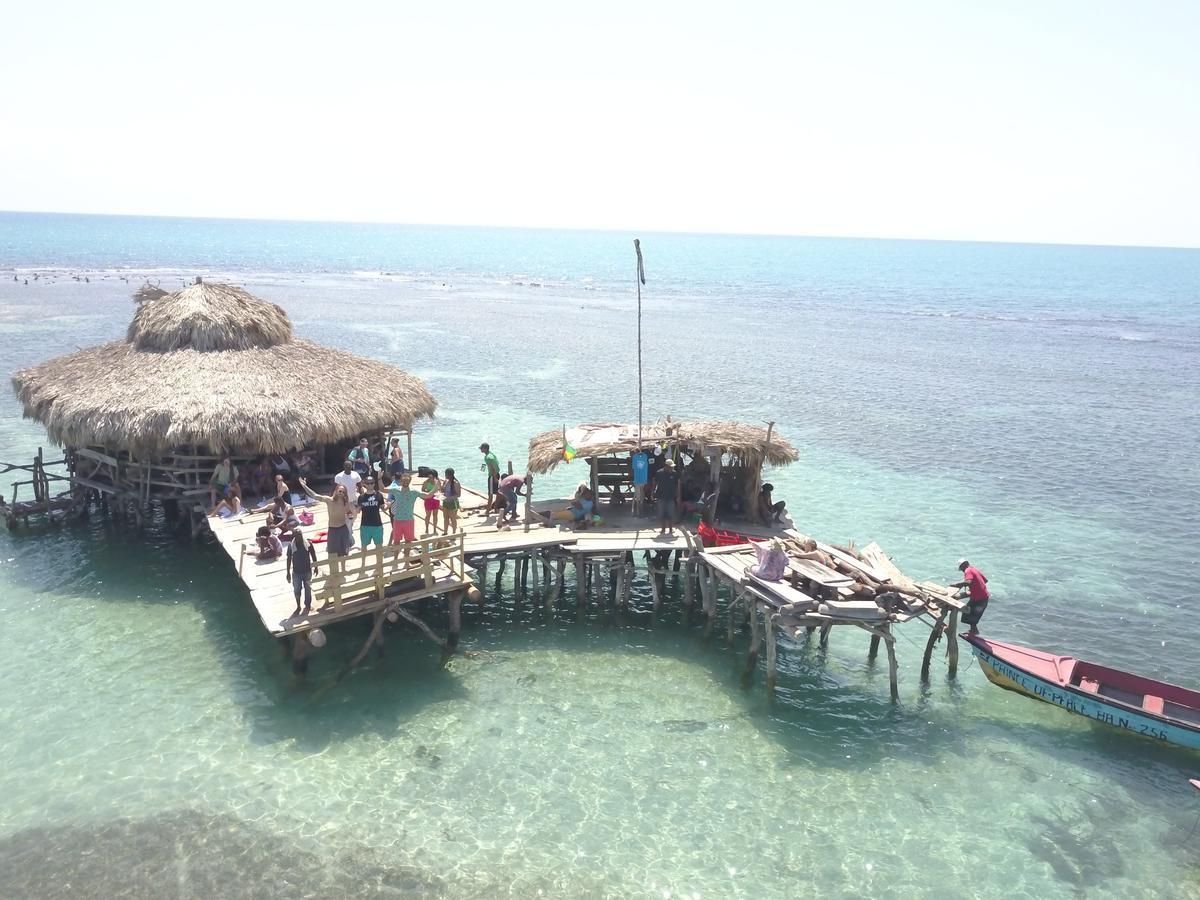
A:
[308,531,468,612]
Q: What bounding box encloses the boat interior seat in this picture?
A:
[1078,677,1100,694]
[1142,695,1165,715]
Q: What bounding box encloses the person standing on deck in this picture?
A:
[951,558,990,635]
[388,473,421,545]
[480,442,501,517]
[286,527,320,617]
[388,437,406,477]
[441,468,462,532]
[348,438,373,478]
[209,455,238,507]
[298,478,354,594]
[356,476,386,556]
[334,459,362,504]
[655,457,681,535]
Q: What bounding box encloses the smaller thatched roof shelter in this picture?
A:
[12,281,437,456]
[527,420,798,475]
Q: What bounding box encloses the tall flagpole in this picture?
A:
[634,238,646,448]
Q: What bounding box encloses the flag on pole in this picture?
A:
[562,426,577,462]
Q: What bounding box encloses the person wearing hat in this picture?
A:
[951,558,990,635]
[758,482,787,524]
[654,457,682,535]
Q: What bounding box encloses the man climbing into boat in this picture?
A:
[951,558,989,635]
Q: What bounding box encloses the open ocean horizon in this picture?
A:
[1,211,1199,898]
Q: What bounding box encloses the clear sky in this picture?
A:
[3,0,1198,246]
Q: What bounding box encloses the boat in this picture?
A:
[962,634,1200,751]
[1192,778,1200,792]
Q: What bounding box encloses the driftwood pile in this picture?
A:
[782,531,960,621]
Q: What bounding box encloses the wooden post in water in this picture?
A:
[868,634,881,662]
[947,609,960,677]
[745,599,762,679]
[763,607,778,694]
[726,591,739,646]
[921,610,946,682]
[884,626,900,701]
[447,590,463,652]
[574,553,585,605]
[819,623,832,649]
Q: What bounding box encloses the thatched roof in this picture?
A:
[527,420,799,474]
[12,281,437,455]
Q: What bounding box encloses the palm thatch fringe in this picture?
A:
[527,420,798,474]
[12,282,436,455]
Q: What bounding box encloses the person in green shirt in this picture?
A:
[479,442,501,518]
[388,474,420,544]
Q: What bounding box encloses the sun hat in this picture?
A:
[957,558,969,568]
[663,458,676,468]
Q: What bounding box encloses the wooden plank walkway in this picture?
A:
[206,484,788,637]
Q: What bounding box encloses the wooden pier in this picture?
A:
[206,485,962,698]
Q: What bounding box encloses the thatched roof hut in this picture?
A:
[11,281,437,456]
[527,420,798,475]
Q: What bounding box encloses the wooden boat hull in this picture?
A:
[965,635,1200,752]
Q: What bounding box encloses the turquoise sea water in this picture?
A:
[1,212,1199,898]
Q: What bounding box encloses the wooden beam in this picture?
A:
[947,609,960,677]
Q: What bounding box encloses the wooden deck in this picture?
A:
[206,483,786,637]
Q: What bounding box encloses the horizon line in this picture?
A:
[3,207,1199,253]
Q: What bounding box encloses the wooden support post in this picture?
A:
[447,590,463,652]
[819,623,832,649]
[745,599,762,679]
[477,560,488,603]
[868,633,881,662]
[682,555,695,611]
[727,590,739,646]
[648,558,662,617]
[672,549,682,573]
[884,626,899,702]
[947,609,960,678]
[921,611,946,682]
[764,607,778,694]
[339,607,388,680]
[395,606,448,649]
[574,553,585,605]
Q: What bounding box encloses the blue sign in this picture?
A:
[631,453,649,486]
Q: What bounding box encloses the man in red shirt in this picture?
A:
[952,558,990,635]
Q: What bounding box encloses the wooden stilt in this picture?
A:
[868,634,881,662]
[395,606,448,650]
[648,559,662,618]
[339,607,388,680]
[947,609,960,677]
[764,607,778,694]
[727,590,739,646]
[819,623,832,649]
[885,626,899,701]
[682,554,695,612]
[920,611,946,682]
[447,590,463,652]
[745,599,762,679]
[574,553,585,605]
[478,560,488,603]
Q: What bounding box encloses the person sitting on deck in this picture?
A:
[264,496,299,536]
[251,457,273,497]
[951,558,990,635]
[750,537,789,581]
[209,483,244,518]
[568,483,595,525]
[286,527,320,617]
[209,455,238,507]
[348,438,373,478]
[273,473,290,501]
[654,458,681,535]
[758,482,787,524]
[298,477,354,587]
[248,525,284,560]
